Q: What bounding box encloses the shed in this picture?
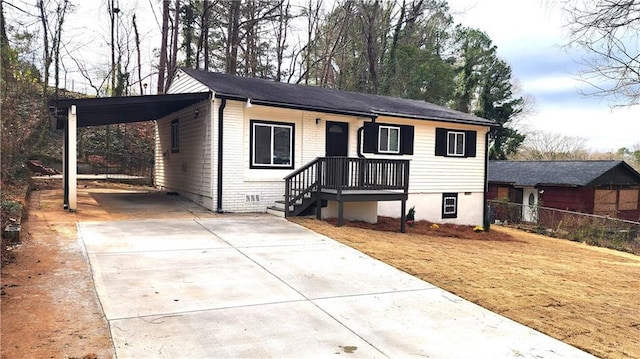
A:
[488,160,640,222]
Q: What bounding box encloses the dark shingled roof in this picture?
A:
[488,160,640,187]
[179,68,495,127]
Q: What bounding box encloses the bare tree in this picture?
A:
[195,0,212,70]
[133,14,143,94]
[158,0,170,93]
[514,131,589,160]
[559,0,640,106]
[165,0,180,90]
[273,1,290,81]
[37,0,71,99]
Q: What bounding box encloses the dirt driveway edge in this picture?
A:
[1,190,114,359]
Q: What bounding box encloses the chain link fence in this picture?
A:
[488,200,640,255]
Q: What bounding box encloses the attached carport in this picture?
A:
[49,92,211,211]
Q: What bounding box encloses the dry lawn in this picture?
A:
[290,216,640,359]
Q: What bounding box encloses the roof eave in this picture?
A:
[372,110,496,127]
[214,93,494,126]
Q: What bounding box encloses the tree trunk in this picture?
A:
[166,0,180,90]
[37,0,50,98]
[275,1,289,81]
[109,0,117,96]
[52,0,68,100]
[133,14,143,94]
[183,3,194,68]
[362,1,379,93]
[202,0,209,70]
[226,1,241,74]
[158,0,170,94]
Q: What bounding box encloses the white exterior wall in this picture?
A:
[167,69,210,94]
[214,103,489,225]
[216,101,373,213]
[363,116,489,226]
[157,71,490,224]
[378,193,485,225]
[154,101,214,209]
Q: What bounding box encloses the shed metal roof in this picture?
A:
[179,68,495,127]
[488,160,640,187]
[50,92,211,127]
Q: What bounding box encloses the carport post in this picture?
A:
[67,105,77,211]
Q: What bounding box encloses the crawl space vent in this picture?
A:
[246,194,260,202]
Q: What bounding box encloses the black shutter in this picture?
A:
[362,122,379,153]
[401,125,414,155]
[465,130,477,157]
[435,128,447,156]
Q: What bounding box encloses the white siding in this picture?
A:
[167,69,210,94]
[212,103,490,225]
[217,103,377,213]
[378,192,485,226]
[365,116,488,194]
[154,101,214,209]
[358,116,488,225]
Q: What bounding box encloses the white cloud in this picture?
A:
[451,0,639,152]
[521,105,640,151]
[522,75,581,94]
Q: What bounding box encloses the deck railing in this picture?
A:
[284,157,410,217]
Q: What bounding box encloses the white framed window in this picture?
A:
[442,193,458,219]
[378,125,400,153]
[447,131,465,156]
[435,128,476,158]
[250,120,294,169]
[171,119,179,153]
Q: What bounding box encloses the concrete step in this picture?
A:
[266,206,285,218]
[273,201,295,212]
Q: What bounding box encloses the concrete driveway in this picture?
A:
[79,215,594,358]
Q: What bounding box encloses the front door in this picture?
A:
[325,122,349,188]
[325,121,349,157]
[522,187,539,222]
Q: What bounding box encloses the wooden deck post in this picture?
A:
[316,160,322,220]
[337,199,344,226]
[401,199,406,233]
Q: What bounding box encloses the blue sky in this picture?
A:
[451,0,639,151]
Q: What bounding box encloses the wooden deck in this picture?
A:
[320,189,408,202]
[285,157,410,232]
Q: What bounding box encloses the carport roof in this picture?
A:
[50,92,211,127]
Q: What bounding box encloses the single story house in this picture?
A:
[52,68,497,230]
[488,160,640,222]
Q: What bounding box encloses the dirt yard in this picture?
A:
[290,217,640,359]
[2,183,639,358]
[1,181,217,359]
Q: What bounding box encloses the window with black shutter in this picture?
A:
[362,122,414,155]
[435,128,477,158]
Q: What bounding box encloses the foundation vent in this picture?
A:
[246,194,261,202]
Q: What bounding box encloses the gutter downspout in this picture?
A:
[216,98,226,213]
[356,116,377,158]
[483,130,490,230]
